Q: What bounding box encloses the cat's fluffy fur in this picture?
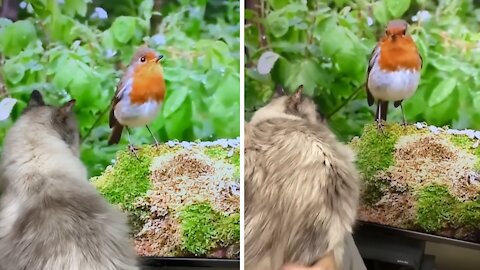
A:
[0,91,139,270]
[244,86,360,270]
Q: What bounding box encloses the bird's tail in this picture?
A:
[108,124,123,145]
[376,101,388,122]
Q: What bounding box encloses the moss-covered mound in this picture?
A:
[91,138,240,259]
[350,123,480,242]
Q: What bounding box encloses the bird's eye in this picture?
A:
[140,57,146,62]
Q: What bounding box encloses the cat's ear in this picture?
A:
[28,90,45,107]
[287,85,303,110]
[60,99,76,114]
[57,99,76,120]
[292,85,303,101]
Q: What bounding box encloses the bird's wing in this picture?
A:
[419,51,423,69]
[366,44,381,106]
[109,76,132,128]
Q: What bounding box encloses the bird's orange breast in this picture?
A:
[130,64,166,104]
[378,36,422,72]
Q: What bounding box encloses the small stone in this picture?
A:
[227,148,234,157]
[180,141,192,150]
[415,122,425,129]
[428,126,439,134]
[473,140,479,149]
[465,129,476,139]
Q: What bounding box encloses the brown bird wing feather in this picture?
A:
[108,75,130,145]
[366,44,381,107]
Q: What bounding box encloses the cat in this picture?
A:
[244,85,360,270]
[0,90,139,270]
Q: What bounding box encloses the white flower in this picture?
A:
[367,16,374,27]
[412,10,431,22]
[151,34,166,46]
[91,7,108,20]
[105,49,116,59]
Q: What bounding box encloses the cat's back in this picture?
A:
[0,91,139,270]
[0,172,137,270]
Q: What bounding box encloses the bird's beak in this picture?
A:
[156,55,164,63]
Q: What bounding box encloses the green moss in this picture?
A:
[352,124,398,179]
[351,124,400,204]
[416,184,456,232]
[455,200,480,228]
[93,148,152,208]
[179,202,240,255]
[350,123,427,205]
[217,213,240,244]
[92,145,182,207]
[449,135,480,171]
[204,147,240,180]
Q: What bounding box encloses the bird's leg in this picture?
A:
[400,103,408,127]
[125,127,139,159]
[376,102,385,133]
[145,125,160,148]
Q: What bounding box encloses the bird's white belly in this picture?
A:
[368,67,420,101]
[115,99,161,128]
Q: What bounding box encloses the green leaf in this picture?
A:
[372,1,389,26]
[52,56,76,89]
[100,30,116,49]
[0,20,37,57]
[139,0,154,20]
[64,0,91,17]
[473,93,480,112]
[204,69,222,94]
[386,0,411,18]
[316,18,353,57]
[3,60,26,84]
[428,77,457,107]
[283,59,322,96]
[163,66,189,82]
[0,18,12,28]
[425,88,458,126]
[28,0,50,17]
[267,0,290,10]
[266,15,289,38]
[111,16,136,44]
[164,94,192,139]
[163,86,188,117]
[216,72,240,107]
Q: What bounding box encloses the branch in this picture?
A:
[326,83,364,119]
[81,105,110,143]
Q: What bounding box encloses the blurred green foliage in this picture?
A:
[0,0,240,176]
[245,0,480,142]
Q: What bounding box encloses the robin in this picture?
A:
[108,46,166,155]
[366,19,422,130]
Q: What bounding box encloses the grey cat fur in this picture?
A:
[244,86,360,270]
[0,90,139,270]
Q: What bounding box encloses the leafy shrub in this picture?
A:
[0,0,240,176]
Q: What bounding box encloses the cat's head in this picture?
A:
[249,85,325,126]
[22,90,80,155]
